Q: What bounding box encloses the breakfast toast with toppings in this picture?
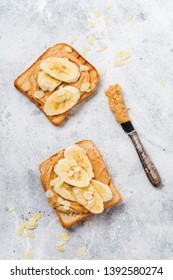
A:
[14,43,99,125]
[39,140,122,228]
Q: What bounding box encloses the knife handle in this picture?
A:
[128,131,161,187]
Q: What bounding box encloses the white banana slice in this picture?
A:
[54,158,90,188]
[40,57,80,83]
[64,145,94,180]
[37,71,61,92]
[73,185,104,214]
[54,182,77,202]
[44,86,80,116]
[91,179,113,202]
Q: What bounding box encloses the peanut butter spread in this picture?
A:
[40,141,114,215]
[105,84,130,123]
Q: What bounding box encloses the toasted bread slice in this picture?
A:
[14,43,99,125]
[39,140,122,228]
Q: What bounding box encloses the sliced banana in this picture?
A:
[44,86,80,116]
[73,184,104,214]
[40,57,80,83]
[91,179,113,202]
[54,182,77,201]
[37,71,61,92]
[64,145,94,180]
[54,158,90,188]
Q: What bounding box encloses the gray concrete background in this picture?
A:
[0,0,173,259]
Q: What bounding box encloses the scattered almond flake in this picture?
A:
[83,220,89,227]
[125,15,133,22]
[57,246,65,252]
[75,246,87,257]
[23,230,35,239]
[57,197,64,204]
[23,81,31,91]
[63,231,71,241]
[98,68,106,77]
[17,223,26,236]
[114,58,125,67]
[116,51,131,60]
[45,189,54,198]
[80,65,89,72]
[80,82,91,92]
[98,226,103,232]
[72,37,79,42]
[84,45,90,51]
[25,217,38,229]
[8,205,16,212]
[64,46,72,53]
[89,22,96,28]
[96,45,107,53]
[104,18,109,25]
[95,34,101,40]
[81,51,87,57]
[22,250,34,259]
[86,37,94,45]
[94,9,101,18]
[57,241,66,247]
[32,213,42,220]
[105,3,113,9]
[57,232,63,238]
[33,90,45,99]
[160,80,166,87]
[43,256,54,260]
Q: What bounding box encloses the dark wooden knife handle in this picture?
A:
[128,131,161,187]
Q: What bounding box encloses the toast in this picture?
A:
[14,43,99,125]
[39,140,122,228]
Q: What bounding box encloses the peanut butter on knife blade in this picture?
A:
[105,84,130,123]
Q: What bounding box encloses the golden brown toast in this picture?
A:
[39,140,122,228]
[14,43,99,125]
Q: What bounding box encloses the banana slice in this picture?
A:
[54,182,77,202]
[54,158,90,188]
[73,185,104,214]
[40,57,80,83]
[37,71,61,92]
[44,86,80,116]
[64,145,94,180]
[91,179,113,202]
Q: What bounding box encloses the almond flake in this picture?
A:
[25,217,38,229]
[83,220,89,226]
[63,200,71,207]
[23,81,31,91]
[57,197,64,204]
[105,4,113,9]
[50,177,62,187]
[125,15,133,22]
[98,68,106,77]
[114,58,125,67]
[33,90,45,99]
[116,51,131,60]
[8,205,16,212]
[45,189,54,198]
[57,241,66,247]
[17,223,26,236]
[72,37,79,42]
[160,80,166,87]
[23,230,35,239]
[63,231,70,241]
[32,213,42,220]
[86,37,94,45]
[80,82,91,92]
[96,45,107,53]
[75,246,87,257]
[57,232,63,238]
[80,65,89,72]
[22,250,34,259]
[84,45,90,51]
[57,246,65,252]
[104,18,109,25]
[94,9,101,18]
[89,22,96,28]
[64,46,72,53]
[95,34,101,40]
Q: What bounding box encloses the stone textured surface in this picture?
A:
[0,0,173,260]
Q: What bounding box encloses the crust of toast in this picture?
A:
[39,140,122,228]
[14,43,99,125]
